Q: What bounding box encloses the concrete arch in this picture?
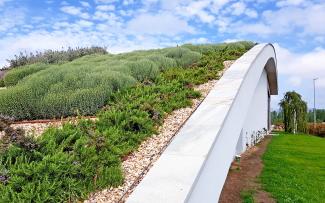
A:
[127,44,278,203]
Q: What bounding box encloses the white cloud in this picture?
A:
[245,9,258,18]
[187,37,209,44]
[275,44,325,80]
[96,5,115,11]
[230,22,273,35]
[60,6,90,19]
[196,37,209,43]
[183,1,215,23]
[77,20,93,27]
[0,7,25,32]
[123,0,134,6]
[276,0,306,7]
[80,1,90,7]
[227,3,325,36]
[95,0,117,4]
[127,12,195,36]
[223,38,244,43]
[210,0,231,13]
[288,76,302,86]
[0,0,11,7]
[273,44,325,108]
[231,2,246,16]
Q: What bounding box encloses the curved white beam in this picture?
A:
[127,43,278,203]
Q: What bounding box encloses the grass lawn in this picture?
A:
[261,133,325,202]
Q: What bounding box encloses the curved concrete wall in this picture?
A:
[127,44,278,203]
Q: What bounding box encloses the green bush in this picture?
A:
[0,79,4,87]
[146,55,177,71]
[4,63,49,86]
[124,59,159,81]
[165,47,202,67]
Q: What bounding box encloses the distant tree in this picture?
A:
[279,91,308,133]
[271,110,283,124]
[308,109,325,123]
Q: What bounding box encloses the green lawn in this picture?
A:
[261,133,325,202]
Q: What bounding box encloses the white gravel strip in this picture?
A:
[10,122,62,137]
[85,62,234,203]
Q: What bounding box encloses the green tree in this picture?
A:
[279,91,308,133]
[271,110,284,124]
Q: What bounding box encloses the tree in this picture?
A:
[271,110,284,124]
[279,91,308,133]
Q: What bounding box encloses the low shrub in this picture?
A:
[4,63,49,86]
[0,79,4,87]
[124,59,159,82]
[165,47,202,67]
[146,55,177,71]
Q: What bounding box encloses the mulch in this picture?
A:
[219,135,275,203]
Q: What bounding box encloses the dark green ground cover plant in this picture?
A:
[261,132,325,202]
[0,42,254,202]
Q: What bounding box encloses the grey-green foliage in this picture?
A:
[0,48,182,120]
[4,63,50,86]
[0,61,137,120]
[124,59,159,81]
[146,55,177,71]
[0,42,253,120]
[165,47,201,67]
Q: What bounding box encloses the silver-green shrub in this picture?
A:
[165,47,202,67]
[146,55,177,71]
[124,59,159,81]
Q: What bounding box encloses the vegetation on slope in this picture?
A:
[0,48,201,120]
[5,46,107,69]
[0,42,253,121]
[261,133,325,202]
[0,42,254,202]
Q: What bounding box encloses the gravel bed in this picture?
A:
[2,117,97,138]
[85,62,234,203]
[10,122,62,137]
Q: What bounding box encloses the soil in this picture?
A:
[219,135,275,203]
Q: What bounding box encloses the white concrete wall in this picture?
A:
[127,44,278,203]
[236,69,269,154]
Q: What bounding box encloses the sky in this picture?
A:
[0,0,324,109]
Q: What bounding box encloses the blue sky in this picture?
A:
[0,0,325,109]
